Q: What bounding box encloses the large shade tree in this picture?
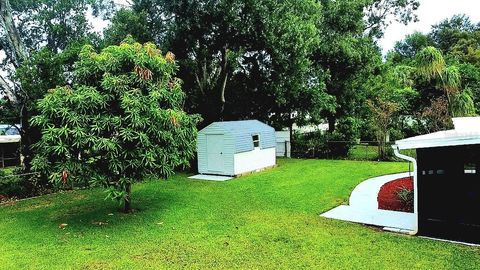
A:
[105,0,419,133]
[31,40,200,212]
[314,0,420,132]
[0,0,114,173]
[106,0,336,133]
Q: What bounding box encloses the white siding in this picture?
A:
[197,125,235,176]
[275,131,291,157]
[233,148,276,175]
[197,120,277,176]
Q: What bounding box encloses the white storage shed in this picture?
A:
[197,120,276,176]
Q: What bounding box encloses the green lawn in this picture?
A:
[0,159,478,269]
[348,144,380,160]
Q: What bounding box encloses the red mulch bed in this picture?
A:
[377,177,413,213]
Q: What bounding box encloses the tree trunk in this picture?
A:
[0,74,15,103]
[124,182,132,213]
[218,46,228,121]
[328,116,336,133]
[0,0,28,68]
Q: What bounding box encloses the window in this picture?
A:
[422,169,445,175]
[252,135,260,148]
[464,163,476,174]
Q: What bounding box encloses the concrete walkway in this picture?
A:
[321,172,416,233]
[188,174,233,181]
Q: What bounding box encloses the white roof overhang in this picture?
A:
[395,130,480,150]
[0,135,21,144]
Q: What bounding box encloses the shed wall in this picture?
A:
[197,120,277,176]
[417,145,480,244]
[232,128,276,153]
[233,148,276,175]
[197,125,235,175]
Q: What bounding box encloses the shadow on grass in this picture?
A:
[1,186,180,234]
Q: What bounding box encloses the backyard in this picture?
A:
[0,159,478,269]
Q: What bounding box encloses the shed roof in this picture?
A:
[199,120,276,153]
[395,117,480,150]
[206,120,273,134]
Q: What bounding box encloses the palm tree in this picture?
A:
[415,46,475,117]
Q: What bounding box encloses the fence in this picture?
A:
[291,140,416,161]
[0,142,21,168]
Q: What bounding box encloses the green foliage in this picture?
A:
[31,40,200,209]
[363,0,420,39]
[0,168,41,199]
[451,89,476,117]
[103,8,152,46]
[391,14,480,120]
[8,0,113,53]
[115,0,418,130]
[430,14,478,54]
[391,31,433,61]
[415,46,446,81]
[441,65,462,94]
[262,0,334,128]
[292,117,359,159]
[0,170,25,199]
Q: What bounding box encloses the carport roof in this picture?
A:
[0,135,21,144]
[395,117,480,150]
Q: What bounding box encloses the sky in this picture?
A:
[379,0,480,54]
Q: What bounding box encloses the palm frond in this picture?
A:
[451,89,476,117]
[415,46,445,81]
[442,65,461,96]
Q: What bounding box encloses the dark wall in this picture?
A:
[417,145,480,243]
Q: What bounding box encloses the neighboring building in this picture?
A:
[394,117,480,244]
[291,122,329,134]
[0,124,21,168]
[197,120,276,176]
[275,131,291,157]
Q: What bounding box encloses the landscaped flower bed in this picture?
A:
[377,177,414,213]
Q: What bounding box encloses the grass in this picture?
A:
[348,145,417,161]
[0,159,479,269]
[348,144,380,160]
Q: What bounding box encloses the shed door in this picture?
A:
[207,134,224,173]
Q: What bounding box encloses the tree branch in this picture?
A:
[0,73,16,103]
[0,0,28,67]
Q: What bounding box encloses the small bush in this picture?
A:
[0,169,26,199]
[396,186,414,211]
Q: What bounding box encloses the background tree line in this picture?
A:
[3,0,480,204]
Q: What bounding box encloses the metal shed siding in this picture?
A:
[197,124,235,175]
[197,120,276,176]
[216,120,276,153]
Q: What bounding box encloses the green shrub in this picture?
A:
[396,186,414,211]
[0,169,26,199]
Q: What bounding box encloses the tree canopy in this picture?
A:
[31,40,200,212]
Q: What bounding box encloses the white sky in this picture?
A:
[379,0,480,54]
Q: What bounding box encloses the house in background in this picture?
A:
[394,117,480,244]
[0,124,21,168]
[197,120,276,176]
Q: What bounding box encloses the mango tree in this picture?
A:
[31,39,200,212]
